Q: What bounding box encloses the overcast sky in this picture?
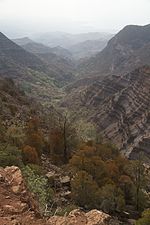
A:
[0,0,150,37]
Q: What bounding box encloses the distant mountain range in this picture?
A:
[13,32,113,60]
[78,24,150,77]
[32,31,113,48]
[68,39,109,60]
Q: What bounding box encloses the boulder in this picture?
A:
[86,210,110,225]
[4,166,24,194]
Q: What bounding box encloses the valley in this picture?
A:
[0,24,150,224]
[1,24,150,162]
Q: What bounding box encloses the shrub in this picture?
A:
[0,143,22,167]
[99,184,125,213]
[136,209,150,225]
[22,145,39,165]
[71,170,99,209]
[23,165,54,214]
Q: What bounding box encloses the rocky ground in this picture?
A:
[0,166,125,225]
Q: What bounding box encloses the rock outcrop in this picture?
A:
[48,209,121,225]
[0,166,47,225]
[0,166,122,225]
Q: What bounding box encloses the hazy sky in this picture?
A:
[0,0,150,37]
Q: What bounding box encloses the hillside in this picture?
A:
[0,32,49,75]
[61,66,150,158]
[0,32,76,103]
[12,38,76,86]
[0,77,33,122]
[79,24,150,77]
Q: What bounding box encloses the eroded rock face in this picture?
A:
[63,66,150,158]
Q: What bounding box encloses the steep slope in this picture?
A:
[12,38,76,86]
[0,77,35,123]
[0,32,49,74]
[0,32,75,102]
[62,66,150,157]
[79,24,150,77]
[21,42,54,54]
[13,37,73,59]
[21,42,75,86]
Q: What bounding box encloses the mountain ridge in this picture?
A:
[78,24,150,77]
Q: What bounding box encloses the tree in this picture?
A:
[106,160,119,182]
[71,170,99,209]
[69,144,107,186]
[96,143,119,161]
[136,209,150,225]
[6,125,25,147]
[0,120,6,142]
[22,145,39,165]
[25,116,44,157]
[48,128,64,165]
[99,183,125,213]
[49,111,77,163]
[0,143,22,167]
[23,165,54,214]
[131,154,147,211]
[119,175,134,204]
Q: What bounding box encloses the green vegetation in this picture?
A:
[0,143,22,167]
[23,165,54,214]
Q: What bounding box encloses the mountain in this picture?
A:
[79,24,150,77]
[12,37,34,45]
[15,34,112,61]
[21,42,53,54]
[0,32,63,102]
[15,40,76,86]
[0,32,49,75]
[33,31,113,49]
[0,32,77,103]
[61,66,150,158]
[50,46,72,60]
[69,38,110,60]
[16,39,72,59]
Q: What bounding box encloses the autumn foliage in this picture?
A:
[22,145,39,165]
[69,142,149,212]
